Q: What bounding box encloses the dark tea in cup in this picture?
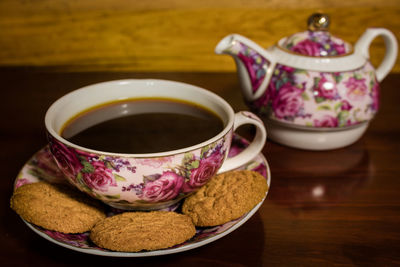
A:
[61,98,224,154]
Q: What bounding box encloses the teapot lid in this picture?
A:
[280,13,352,57]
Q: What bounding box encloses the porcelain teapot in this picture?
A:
[215,13,398,150]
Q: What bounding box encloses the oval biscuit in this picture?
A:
[90,211,196,252]
[10,182,106,233]
[182,170,268,226]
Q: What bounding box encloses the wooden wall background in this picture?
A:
[0,0,399,72]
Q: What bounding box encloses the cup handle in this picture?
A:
[217,111,267,173]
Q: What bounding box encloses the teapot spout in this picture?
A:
[215,34,275,101]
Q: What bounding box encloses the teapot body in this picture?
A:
[247,61,379,129]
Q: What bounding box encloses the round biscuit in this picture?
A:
[90,211,196,252]
[10,182,106,233]
[182,170,268,226]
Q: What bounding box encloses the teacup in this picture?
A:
[45,79,267,210]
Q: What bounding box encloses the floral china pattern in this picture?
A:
[246,62,379,128]
[14,135,269,253]
[229,34,379,128]
[230,40,268,92]
[47,133,231,206]
[281,30,352,57]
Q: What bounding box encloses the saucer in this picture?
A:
[13,134,270,257]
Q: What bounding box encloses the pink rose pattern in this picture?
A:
[48,137,83,181]
[49,136,120,194]
[345,77,368,101]
[48,135,227,204]
[292,39,321,56]
[183,150,224,192]
[285,31,348,57]
[82,161,116,192]
[15,178,30,189]
[272,83,304,119]
[43,230,92,249]
[246,62,380,128]
[139,142,226,201]
[313,115,339,127]
[141,171,184,202]
[314,75,339,101]
[371,82,380,111]
[33,147,65,180]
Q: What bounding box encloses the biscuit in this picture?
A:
[182,170,268,227]
[10,182,106,233]
[90,211,196,252]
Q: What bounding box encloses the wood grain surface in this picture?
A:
[1,68,400,265]
[0,0,399,72]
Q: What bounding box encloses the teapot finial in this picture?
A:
[307,13,330,31]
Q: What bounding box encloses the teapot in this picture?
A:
[215,13,398,150]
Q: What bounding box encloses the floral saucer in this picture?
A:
[13,134,270,257]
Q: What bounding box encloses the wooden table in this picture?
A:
[1,68,399,266]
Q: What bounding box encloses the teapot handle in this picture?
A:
[354,28,398,82]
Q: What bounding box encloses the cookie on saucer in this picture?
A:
[10,182,106,233]
[90,211,196,252]
[182,170,268,227]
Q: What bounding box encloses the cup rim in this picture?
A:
[45,79,235,158]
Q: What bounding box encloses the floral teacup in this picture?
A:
[45,79,267,210]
